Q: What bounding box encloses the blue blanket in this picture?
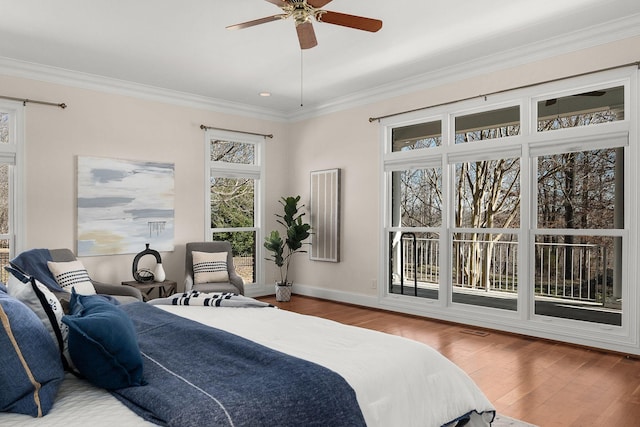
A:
[9,249,64,292]
[114,303,366,427]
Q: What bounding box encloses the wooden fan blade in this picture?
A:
[296,21,318,49]
[307,0,333,7]
[226,14,286,30]
[318,11,382,32]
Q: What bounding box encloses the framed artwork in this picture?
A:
[77,156,175,256]
[309,168,340,262]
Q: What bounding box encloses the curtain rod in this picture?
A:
[200,124,273,139]
[0,95,66,109]
[368,60,640,123]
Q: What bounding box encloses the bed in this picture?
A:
[1,289,495,427]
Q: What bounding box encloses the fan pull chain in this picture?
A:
[300,50,304,107]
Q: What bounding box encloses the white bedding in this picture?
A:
[0,304,494,426]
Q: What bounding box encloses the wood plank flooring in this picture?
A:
[259,295,640,426]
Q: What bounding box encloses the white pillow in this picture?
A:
[6,268,73,369]
[192,251,229,284]
[47,260,96,295]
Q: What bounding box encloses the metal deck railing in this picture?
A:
[396,236,610,304]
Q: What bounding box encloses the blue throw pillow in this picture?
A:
[0,292,64,417]
[62,291,144,390]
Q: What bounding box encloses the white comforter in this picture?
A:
[0,305,494,427]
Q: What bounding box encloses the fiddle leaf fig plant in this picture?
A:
[264,196,311,285]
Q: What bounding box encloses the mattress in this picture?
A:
[0,304,495,426]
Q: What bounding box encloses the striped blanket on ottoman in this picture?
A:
[148,291,274,308]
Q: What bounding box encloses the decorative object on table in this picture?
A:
[121,280,177,302]
[76,156,175,256]
[309,168,341,262]
[132,244,163,283]
[154,261,166,282]
[264,196,311,302]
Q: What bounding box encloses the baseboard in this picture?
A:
[244,283,278,298]
[290,283,379,308]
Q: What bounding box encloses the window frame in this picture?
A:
[378,66,638,353]
[0,100,25,261]
[204,129,265,286]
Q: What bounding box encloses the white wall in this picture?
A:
[2,34,639,301]
[285,110,380,296]
[0,74,287,289]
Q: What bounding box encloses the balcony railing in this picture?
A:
[396,236,610,304]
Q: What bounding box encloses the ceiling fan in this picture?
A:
[226,0,383,49]
[544,90,606,107]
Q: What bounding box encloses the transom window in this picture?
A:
[392,120,442,151]
[455,105,520,143]
[537,86,624,131]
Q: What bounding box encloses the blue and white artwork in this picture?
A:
[77,156,175,256]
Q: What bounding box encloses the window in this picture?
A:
[537,86,624,132]
[389,167,442,299]
[452,156,520,310]
[455,106,520,143]
[0,102,24,283]
[392,120,442,151]
[381,69,634,352]
[534,145,623,325]
[205,130,264,285]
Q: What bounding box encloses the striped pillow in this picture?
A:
[47,260,96,295]
[192,251,229,284]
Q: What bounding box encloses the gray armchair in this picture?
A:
[184,242,244,295]
[50,248,142,304]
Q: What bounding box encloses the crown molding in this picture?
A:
[1,13,638,124]
[0,57,289,122]
[286,13,640,122]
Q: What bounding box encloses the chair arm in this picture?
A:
[92,280,143,301]
[184,275,194,292]
[229,271,245,295]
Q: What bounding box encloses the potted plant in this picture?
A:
[264,195,311,301]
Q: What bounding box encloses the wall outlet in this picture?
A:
[371,279,377,289]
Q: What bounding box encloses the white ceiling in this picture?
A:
[1,0,639,120]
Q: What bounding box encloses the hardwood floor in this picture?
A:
[259,295,640,427]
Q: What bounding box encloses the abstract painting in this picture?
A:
[77,156,175,256]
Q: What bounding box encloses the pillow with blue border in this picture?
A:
[62,290,144,390]
[0,292,64,417]
[5,266,73,370]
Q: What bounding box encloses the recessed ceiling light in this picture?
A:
[259,92,271,97]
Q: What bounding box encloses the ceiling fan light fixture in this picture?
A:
[226,0,382,49]
[285,0,317,25]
